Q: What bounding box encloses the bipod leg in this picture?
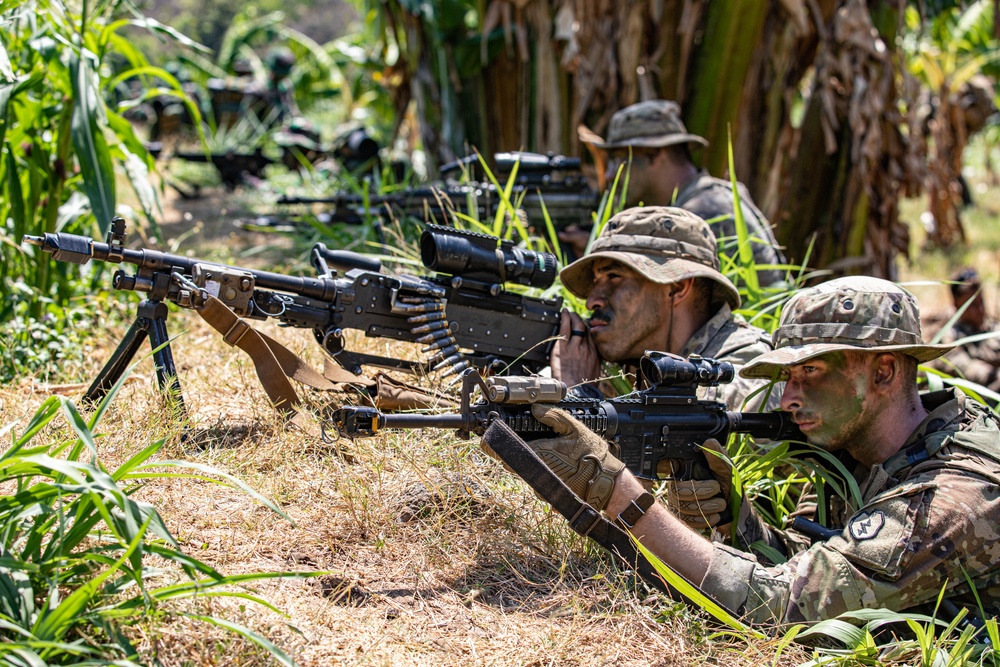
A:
[145,303,185,414]
[84,300,185,414]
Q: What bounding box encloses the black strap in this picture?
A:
[618,492,655,529]
[482,419,736,617]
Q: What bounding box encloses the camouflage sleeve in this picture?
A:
[700,470,1000,625]
[940,342,1000,391]
[730,504,812,565]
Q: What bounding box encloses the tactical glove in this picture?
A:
[529,403,625,512]
[662,438,736,530]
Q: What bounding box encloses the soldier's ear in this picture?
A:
[668,278,695,303]
[872,352,897,389]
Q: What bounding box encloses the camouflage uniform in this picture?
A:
[701,388,1000,624]
[674,171,785,287]
[935,320,1000,393]
[559,206,780,412]
[697,277,1000,626]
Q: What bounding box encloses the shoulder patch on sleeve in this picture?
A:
[849,510,886,540]
[829,487,932,580]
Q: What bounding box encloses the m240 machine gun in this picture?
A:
[23,220,562,412]
[330,352,802,483]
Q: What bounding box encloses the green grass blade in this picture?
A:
[32,514,152,641]
[131,460,291,522]
[67,51,115,236]
[629,533,764,637]
[178,613,297,667]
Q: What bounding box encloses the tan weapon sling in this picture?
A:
[195,295,455,420]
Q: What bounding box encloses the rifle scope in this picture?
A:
[420,225,557,289]
[640,352,735,388]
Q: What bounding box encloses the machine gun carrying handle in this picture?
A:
[311,243,383,276]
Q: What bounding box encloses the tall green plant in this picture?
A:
[0,0,191,320]
[0,372,315,664]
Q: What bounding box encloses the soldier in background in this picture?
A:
[569,100,787,286]
[262,47,301,123]
[934,267,1000,395]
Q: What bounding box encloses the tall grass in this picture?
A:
[0,363,316,664]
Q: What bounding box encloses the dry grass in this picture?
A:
[25,156,1000,663]
[0,187,824,666]
[0,303,814,666]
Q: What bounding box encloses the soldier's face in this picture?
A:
[605,149,658,207]
[779,352,872,450]
[955,291,986,330]
[584,259,674,362]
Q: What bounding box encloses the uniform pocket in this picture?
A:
[827,482,935,580]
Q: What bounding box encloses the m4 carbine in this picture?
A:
[331,352,801,483]
[23,219,562,409]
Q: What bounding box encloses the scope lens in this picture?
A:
[640,352,734,387]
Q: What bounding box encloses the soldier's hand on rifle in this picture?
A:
[528,403,625,512]
[662,439,736,532]
[550,310,601,389]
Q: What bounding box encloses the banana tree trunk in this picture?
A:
[371,0,923,277]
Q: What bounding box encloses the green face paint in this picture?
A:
[782,352,870,451]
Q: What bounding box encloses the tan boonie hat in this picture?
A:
[581,100,709,150]
[740,276,955,379]
[560,206,740,309]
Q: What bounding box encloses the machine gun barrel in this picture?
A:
[24,217,562,378]
[24,231,338,301]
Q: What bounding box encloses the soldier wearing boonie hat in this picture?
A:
[551,205,779,415]
[530,273,1000,627]
[571,99,786,286]
[739,276,954,379]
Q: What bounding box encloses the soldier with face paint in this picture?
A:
[550,205,781,533]
[551,205,778,414]
[521,276,1000,625]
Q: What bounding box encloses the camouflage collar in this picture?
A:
[674,169,711,202]
[882,389,966,477]
[680,303,735,358]
[901,389,966,450]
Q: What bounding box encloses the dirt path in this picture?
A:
[151,176,299,268]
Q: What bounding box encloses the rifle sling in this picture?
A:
[197,295,360,414]
[482,419,707,605]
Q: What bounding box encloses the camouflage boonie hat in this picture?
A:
[581,100,708,150]
[560,206,740,309]
[740,276,955,379]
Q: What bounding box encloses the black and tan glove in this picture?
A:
[529,403,625,512]
[661,438,734,530]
